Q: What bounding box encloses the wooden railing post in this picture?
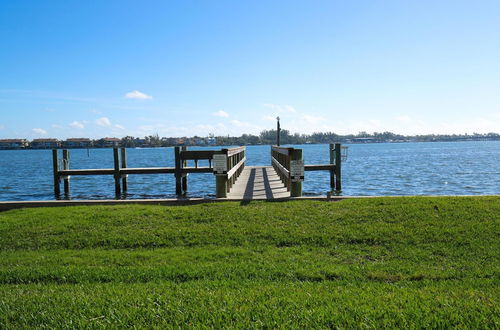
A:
[329,143,335,191]
[62,149,70,197]
[174,147,182,195]
[52,149,60,198]
[290,148,303,197]
[334,143,342,191]
[214,149,228,198]
[113,148,121,197]
[181,146,188,193]
[121,148,128,192]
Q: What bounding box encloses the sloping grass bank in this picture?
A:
[0,197,498,328]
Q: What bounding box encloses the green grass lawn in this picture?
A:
[0,197,498,328]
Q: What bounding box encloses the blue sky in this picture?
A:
[1,0,499,139]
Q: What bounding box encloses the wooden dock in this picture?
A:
[226,166,290,200]
[50,144,345,200]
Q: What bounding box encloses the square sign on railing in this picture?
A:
[290,159,304,182]
[213,154,228,175]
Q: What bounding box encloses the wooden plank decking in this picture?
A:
[226,166,290,200]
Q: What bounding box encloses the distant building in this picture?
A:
[0,139,29,150]
[64,138,92,148]
[97,137,121,148]
[31,138,60,149]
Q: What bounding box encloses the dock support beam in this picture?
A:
[121,148,128,192]
[216,175,227,198]
[181,146,188,193]
[334,143,342,191]
[174,147,183,195]
[329,144,335,191]
[62,149,70,197]
[113,148,121,197]
[290,148,302,197]
[52,149,60,198]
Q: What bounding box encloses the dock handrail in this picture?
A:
[53,146,246,199]
[271,146,302,197]
[214,146,246,198]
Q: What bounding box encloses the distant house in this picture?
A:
[63,138,92,148]
[97,137,121,148]
[31,138,60,149]
[134,138,147,147]
[0,139,29,150]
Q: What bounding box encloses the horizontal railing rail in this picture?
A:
[214,147,246,198]
[52,146,246,199]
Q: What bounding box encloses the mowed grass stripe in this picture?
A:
[0,197,498,328]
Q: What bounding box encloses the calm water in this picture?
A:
[0,141,498,201]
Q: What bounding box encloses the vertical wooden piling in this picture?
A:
[120,148,128,191]
[62,149,70,196]
[215,149,228,198]
[52,149,60,198]
[290,148,303,197]
[334,143,342,191]
[174,147,182,195]
[113,148,121,197]
[329,143,335,191]
[181,146,188,193]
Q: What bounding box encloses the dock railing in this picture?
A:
[213,146,246,198]
[272,143,343,197]
[52,146,246,199]
[271,146,303,197]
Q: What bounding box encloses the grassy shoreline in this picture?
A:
[0,197,498,327]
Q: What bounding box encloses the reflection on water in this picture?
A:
[0,141,498,201]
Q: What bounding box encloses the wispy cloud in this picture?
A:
[96,117,112,127]
[32,128,47,135]
[69,121,84,129]
[115,124,125,130]
[51,124,63,129]
[263,104,297,113]
[124,90,153,100]
[213,110,229,118]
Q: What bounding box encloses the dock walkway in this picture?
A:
[226,166,290,200]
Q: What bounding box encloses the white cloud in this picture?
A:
[89,109,102,114]
[51,124,63,129]
[96,117,112,127]
[69,121,84,129]
[262,115,277,121]
[124,90,152,100]
[213,110,230,118]
[115,124,125,130]
[230,120,245,127]
[32,128,47,135]
[263,104,297,113]
[302,114,325,124]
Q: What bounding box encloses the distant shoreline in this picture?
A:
[0,138,499,151]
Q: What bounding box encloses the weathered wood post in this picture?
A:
[334,143,342,191]
[113,148,121,197]
[214,149,228,198]
[52,149,60,198]
[174,147,182,195]
[120,148,128,192]
[181,146,188,193]
[329,143,335,191]
[62,149,70,196]
[290,148,303,197]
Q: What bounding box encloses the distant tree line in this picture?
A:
[1,131,499,150]
[212,130,499,146]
